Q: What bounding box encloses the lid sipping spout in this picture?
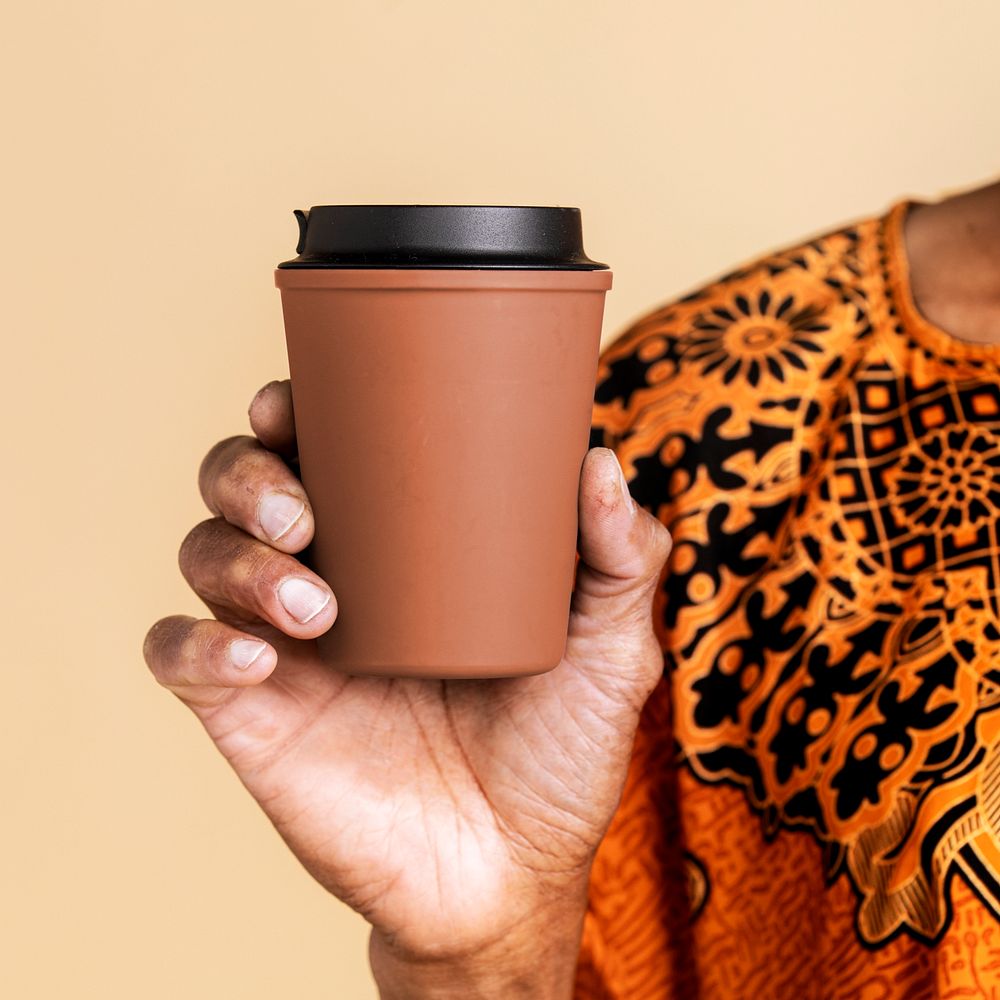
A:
[293,209,310,254]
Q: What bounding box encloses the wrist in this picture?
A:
[369,881,589,1000]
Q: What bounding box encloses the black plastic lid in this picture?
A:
[276,205,608,270]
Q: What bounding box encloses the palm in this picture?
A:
[193,613,640,954]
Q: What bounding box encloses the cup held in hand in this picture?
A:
[274,205,612,679]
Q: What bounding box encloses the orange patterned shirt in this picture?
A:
[577,200,1000,999]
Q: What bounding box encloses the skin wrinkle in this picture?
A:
[364,681,408,771]
[403,683,469,824]
[498,788,595,875]
[187,682,243,715]
[382,758,511,959]
[572,570,659,620]
[249,381,299,457]
[473,757,579,863]
[431,797,445,929]
[200,435,262,513]
[506,759,597,844]
[266,741,406,903]
[180,519,249,606]
[576,551,644,589]
[271,665,328,716]
[177,517,216,583]
[468,779,581,884]
[177,621,232,683]
[259,773,325,838]
[366,872,415,949]
[441,683,504,837]
[556,682,608,750]
[502,710,600,849]
[229,683,341,779]
[202,594,260,632]
[169,672,226,704]
[567,631,639,691]
[287,826,393,918]
[525,734,599,830]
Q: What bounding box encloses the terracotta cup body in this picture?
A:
[274,267,612,678]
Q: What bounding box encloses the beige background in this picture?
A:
[2,0,998,996]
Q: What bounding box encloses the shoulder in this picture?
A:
[591,207,889,451]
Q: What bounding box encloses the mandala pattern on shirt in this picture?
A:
[589,206,1000,948]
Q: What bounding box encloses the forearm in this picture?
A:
[369,885,588,1000]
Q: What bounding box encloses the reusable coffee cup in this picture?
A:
[274,205,612,679]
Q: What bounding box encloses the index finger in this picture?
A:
[249,379,297,458]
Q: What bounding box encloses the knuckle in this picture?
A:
[639,625,665,663]
[142,615,191,679]
[643,515,673,566]
[142,617,170,667]
[203,528,288,611]
[177,620,214,671]
[620,561,665,623]
[222,447,265,496]
[249,381,278,413]
[636,639,667,698]
[244,547,293,608]
[654,518,673,551]
[621,593,657,632]
[199,435,258,508]
[178,517,223,579]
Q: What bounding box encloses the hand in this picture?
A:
[143,379,671,994]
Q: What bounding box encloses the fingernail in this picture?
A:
[612,452,636,516]
[279,578,331,624]
[259,492,305,541]
[230,639,267,670]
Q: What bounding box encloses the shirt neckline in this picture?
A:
[883,198,1000,364]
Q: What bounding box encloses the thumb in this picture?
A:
[576,447,672,597]
[568,447,672,695]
